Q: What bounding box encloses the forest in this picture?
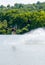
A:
[0,1,45,34]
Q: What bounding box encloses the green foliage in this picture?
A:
[0,2,45,34]
[2,20,7,28]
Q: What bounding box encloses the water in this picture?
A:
[0,28,45,65]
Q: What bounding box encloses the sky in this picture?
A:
[0,0,45,6]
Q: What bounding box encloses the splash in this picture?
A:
[0,28,45,65]
[0,28,45,48]
[24,28,45,45]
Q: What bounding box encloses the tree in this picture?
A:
[7,4,10,9]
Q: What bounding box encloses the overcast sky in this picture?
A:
[0,0,45,6]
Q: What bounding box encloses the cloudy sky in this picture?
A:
[0,0,45,6]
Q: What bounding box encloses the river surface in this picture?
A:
[0,28,45,65]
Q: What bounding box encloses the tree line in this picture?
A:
[0,1,45,34]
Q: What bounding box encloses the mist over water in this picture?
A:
[0,28,45,65]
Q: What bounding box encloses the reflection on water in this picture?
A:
[0,28,45,65]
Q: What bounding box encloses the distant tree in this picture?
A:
[7,4,10,9]
[14,3,23,8]
[37,1,41,4]
[0,5,4,8]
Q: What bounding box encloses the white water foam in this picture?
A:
[0,28,45,65]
